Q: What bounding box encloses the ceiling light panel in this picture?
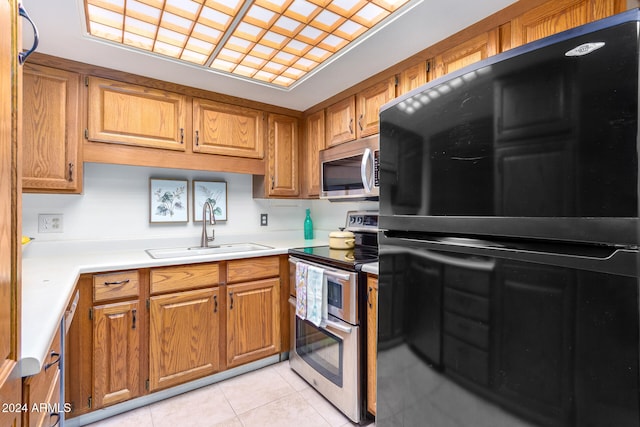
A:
[84,0,411,87]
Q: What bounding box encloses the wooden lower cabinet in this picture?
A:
[149,287,220,391]
[227,278,280,368]
[92,300,141,408]
[366,275,378,416]
[23,327,62,427]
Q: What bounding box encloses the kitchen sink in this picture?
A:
[145,243,273,259]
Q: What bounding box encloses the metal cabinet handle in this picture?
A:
[213,295,218,313]
[49,412,61,427]
[367,286,373,308]
[180,128,184,144]
[195,130,199,146]
[68,162,74,182]
[44,351,60,371]
[270,176,275,190]
[358,113,363,131]
[18,3,39,65]
[348,118,353,134]
[229,292,234,310]
[104,279,130,286]
[132,309,137,330]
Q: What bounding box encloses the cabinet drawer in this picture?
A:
[443,334,489,386]
[93,271,139,302]
[444,288,489,321]
[444,264,491,296]
[23,327,61,427]
[444,311,489,349]
[227,256,279,283]
[151,263,220,294]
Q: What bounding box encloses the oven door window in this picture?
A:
[295,317,343,387]
[327,278,343,311]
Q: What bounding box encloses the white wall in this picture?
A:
[22,163,378,242]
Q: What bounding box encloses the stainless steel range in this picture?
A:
[288,210,378,424]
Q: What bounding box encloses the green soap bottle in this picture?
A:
[304,208,313,240]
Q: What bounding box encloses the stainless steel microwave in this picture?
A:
[319,135,379,201]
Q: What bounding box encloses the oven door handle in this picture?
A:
[323,319,353,334]
[324,270,351,281]
[288,297,353,334]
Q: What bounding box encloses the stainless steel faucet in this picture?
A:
[200,201,216,247]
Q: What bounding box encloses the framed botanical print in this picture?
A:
[193,180,227,222]
[149,178,188,223]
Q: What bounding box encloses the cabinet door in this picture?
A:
[0,2,21,426]
[267,113,298,197]
[433,31,498,79]
[192,98,264,159]
[398,61,429,96]
[149,287,220,391]
[93,301,140,408]
[22,64,81,192]
[509,0,624,48]
[494,262,573,424]
[303,110,324,197]
[325,96,356,147]
[356,76,396,137]
[366,276,378,416]
[227,278,280,368]
[87,77,187,151]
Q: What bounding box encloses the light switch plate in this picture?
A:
[38,214,64,233]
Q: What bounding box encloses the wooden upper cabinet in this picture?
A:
[87,77,187,151]
[22,64,82,193]
[192,98,264,159]
[356,76,396,138]
[433,30,499,79]
[508,0,624,49]
[326,96,356,147]
[303,110,325,197]
[398,61,429,96]
[266,113,299,197]
[326,76,396,146]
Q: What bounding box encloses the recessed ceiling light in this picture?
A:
[84,0,415,88]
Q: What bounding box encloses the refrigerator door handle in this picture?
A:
[381,235,638,278]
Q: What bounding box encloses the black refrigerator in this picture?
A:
[377,9,640,427]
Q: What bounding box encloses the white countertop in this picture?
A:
[21,231,329,377]
[361,262,378,275]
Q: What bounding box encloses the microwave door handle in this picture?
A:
[361,148,373,193]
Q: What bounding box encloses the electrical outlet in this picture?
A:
[38,214,64,233]
[260,213,268,226]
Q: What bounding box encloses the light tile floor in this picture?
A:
[85,361,374,427]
